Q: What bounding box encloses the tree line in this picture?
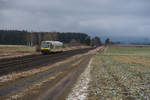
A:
[0,30,28,45]
[0,30,106,46]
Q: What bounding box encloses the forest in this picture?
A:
[0,30,102,46]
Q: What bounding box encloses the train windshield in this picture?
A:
[41,42,53,48]
[41,44,49,48]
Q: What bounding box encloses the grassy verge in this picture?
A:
[88,46,150,100]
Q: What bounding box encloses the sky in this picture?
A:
[1,0,150,42]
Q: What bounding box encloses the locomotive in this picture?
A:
[41,41,63,54]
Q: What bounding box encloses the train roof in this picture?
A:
[41,41,63,45]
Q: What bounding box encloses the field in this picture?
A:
[0,45,36,57]
[88,46,150,100]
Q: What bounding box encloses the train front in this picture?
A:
[40,41,52,54]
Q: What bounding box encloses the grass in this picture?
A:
[106,46,150,56]
[88,46,150,100]
[0,45,35,56]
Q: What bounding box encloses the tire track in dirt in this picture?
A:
[36,55,93,100]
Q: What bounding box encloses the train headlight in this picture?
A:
[41,48,49,50]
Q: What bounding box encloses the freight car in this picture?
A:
[41,41,63,54]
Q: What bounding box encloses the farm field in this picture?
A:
[88,46,150,100]
[0,45,36,57]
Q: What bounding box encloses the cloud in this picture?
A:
[0,0,150,38]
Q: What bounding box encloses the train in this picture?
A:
[40,41,63,54]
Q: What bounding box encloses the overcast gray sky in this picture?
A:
[0,0,150,38]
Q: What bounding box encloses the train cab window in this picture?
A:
[42,44,48,48]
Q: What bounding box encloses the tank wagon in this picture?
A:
[41,41,63,54]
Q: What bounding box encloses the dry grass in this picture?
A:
[88,46,150,100]
[113,56,150,67]
[63,45,91,51]
[0,45,36,57]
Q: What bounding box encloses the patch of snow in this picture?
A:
[66,58,93,100]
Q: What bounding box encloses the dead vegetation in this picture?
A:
[0,45,36,58]
[88,46,150,100]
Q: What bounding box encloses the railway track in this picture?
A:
[0,48,93,76]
